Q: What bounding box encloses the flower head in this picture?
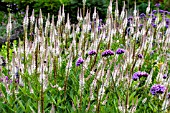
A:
[132,71,149,81]
[140,13,146,18]
[167,92,170,99]
[163,74,167,79]
[138,54,143,58]
[76,57,84,66]
[155,3,160,7]
[152,10,157,14]
[150,84,166,95]
[88,50,97,56]
[159,10,164,13]
[102,50,114,57]
[116,48,125,54]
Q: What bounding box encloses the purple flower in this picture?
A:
[132,71,149,81]
[167,92,170,99]
[159,10,164,13]
[152,10,157,14]
[138,54,143,58]
[76,57,84,66]
[128,16,133,21]
[132,73,139,81]
[99,19,102,22]
[140,13,146,18]
[166,18,170,25]
[88,50,97,56]
[116,48,125,54]
[150,84,166,95]
[139,24,143,27]
[164,11,168,15]
[102,50,114,57]
[5,76,8,81]
[163,74,167,79]
[152,17,156,21]
[155,3,160,7]
[152,23,157,28]
[166,25,169,28]
[141,72,149,77]
[168,12,170,15]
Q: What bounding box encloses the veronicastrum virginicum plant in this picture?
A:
[0,0,170,113]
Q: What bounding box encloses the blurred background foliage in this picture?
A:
[0,0,170,27]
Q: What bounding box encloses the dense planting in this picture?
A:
[0,0,170,112]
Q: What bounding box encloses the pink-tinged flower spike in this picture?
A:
[102,50,114,57]
[76,57,84,66]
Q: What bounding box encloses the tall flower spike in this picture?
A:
[62,4,65,19]
[23,6,29,27]
[115,0,119,18]
[30,9,35,24]
[6,13,12,35]
[146,0,150,14]
[38,9,43,27]
[92,7,97,20]
[133,1,137,17]
[120,1,125,19]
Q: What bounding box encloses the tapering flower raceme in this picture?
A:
[102,50,114,57]
[138,54,143,59]
[155,3,160,7]
[76,57,84,66]
[116,48,125,54]
[88,50,97,56]
[132,71,149,81]
[150,84,166,95]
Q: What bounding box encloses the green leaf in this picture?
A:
[18,100,25,111]
[1,83,7,98]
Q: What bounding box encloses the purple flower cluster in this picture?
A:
[138,54,143,59]
[102,50,114,57]
[76,57,84,66]
[155,3,160,7]
[150,84,166,95]
[159,10,164,14]
[140,13,146,18]
[88,50,97,56]
[116,48,125,54]
[163,74,167,79]
[167,92,170,99]
[132,71,149,81]
[152,23,157,28]
[152,10,157,14]
[166,18,169,28]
